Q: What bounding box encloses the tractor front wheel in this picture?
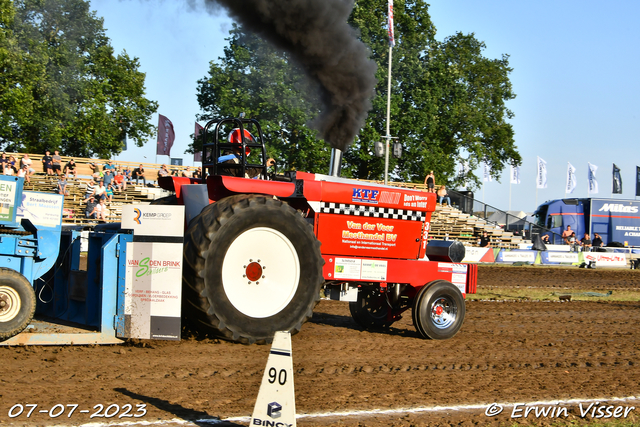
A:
[182,195,324,344]
[0,268,36,341]
[412,280,465,340]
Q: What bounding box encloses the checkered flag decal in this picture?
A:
[320,202,426,221]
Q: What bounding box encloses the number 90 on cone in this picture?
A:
[250,331,297,427]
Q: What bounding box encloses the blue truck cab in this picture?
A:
[534,198,640,246]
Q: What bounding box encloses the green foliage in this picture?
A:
[0,0,157,158]
[195,0,520,185]
[193,26,329,173]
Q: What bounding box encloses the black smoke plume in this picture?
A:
[202,0,377,152]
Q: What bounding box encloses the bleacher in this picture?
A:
[11,153,174,225]
[377,181,524,249]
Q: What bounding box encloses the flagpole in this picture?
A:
[384,44,392,186]
[509,181,512,211]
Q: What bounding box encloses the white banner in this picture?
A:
[536,156,547,189]
[483,162,492,182]
[510,165,520,184]
[588,162,598,194]
[566,162,577,194]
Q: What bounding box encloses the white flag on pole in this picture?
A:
[483,162,492,182]
[588,162,598,194]
[536,156,547,189]
[566,162,577,194]
[510,165,520,184]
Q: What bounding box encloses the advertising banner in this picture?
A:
[121,205,185,340]
[17,191,63,227]
[496,250,537,263]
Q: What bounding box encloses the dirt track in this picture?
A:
[2,265,640,426]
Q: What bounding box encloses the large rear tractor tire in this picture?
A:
[412,280,465,340]
[182,195,324,344]
[349,287,395,329]
[0,268,36,341]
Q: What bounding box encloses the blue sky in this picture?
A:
[91,0,640,213]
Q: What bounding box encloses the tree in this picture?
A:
[193,26,329,173]
[195,0,520,186]
[0,0,158,158]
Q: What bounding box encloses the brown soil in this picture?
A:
[2,265,640,426]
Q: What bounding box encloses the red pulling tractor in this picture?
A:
[157,117,477,344]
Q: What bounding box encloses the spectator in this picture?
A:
[436,185,451,206]
[158,164,170,178]
[479,231,491,247]
[193,166,202,179]
[182,166,193,178]
[63,159,77,178]
[103,160,116,171]
[89,198,109,222]
[0,152,7,174]
[17,164,30,183]
[424,171,435,193]
[103,169,114,188]
[561,225,573,241]
[93,180,107,201]
[52,150,62,176]
[89,162,98,175]
[84,179,96,202]
[580,233,592,251]
[132,164,146,185]
[85,196,98,219]
[122,166,132,183]
[42,150,53,175]
[565,231,578,251]
[3,155,15,175]
[105,183,115,203]
[57,175,70,196]
[592,233,604,248]
[541,234,550,244]
[20,154,35,176]
[113,170,126,192]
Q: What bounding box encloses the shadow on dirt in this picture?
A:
[114,388,243,426]
[309,312,422,339]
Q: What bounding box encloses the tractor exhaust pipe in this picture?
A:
[328,148,343,177]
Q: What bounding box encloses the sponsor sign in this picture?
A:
[542,252,580,264]
[121,205,184,237]
[497,250,537,263]
[583,252,626,267]
[17,191,63,227]
[333,257,388,281]
[124,242,183,340]
[0,179,17,222]
[461,247,493,263]
[351,187,380,204]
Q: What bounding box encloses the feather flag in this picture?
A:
[566,162,576,194]
[588,162,598,194]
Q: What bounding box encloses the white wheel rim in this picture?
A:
[0,286,21,322]
[222,227,300,318]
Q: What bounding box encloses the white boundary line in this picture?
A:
[70,395,640,426]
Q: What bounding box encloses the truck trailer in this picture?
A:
[534,198,640,246]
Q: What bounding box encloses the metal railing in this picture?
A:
[447,189,563,243]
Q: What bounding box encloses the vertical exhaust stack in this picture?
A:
[328,148,343,177]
